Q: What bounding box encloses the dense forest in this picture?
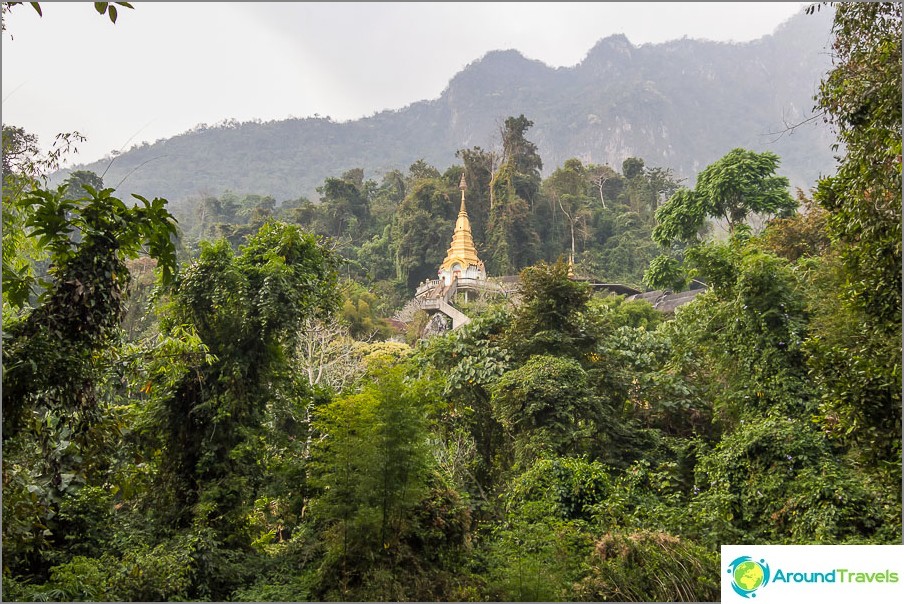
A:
[2,3,902,602]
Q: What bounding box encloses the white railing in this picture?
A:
[415,279,442,297]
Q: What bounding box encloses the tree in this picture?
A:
[645,166,683,212]
[576,531,719,602]
[642,254,687,291]
[370,169,406,233]
[2,124,41,180]
[586,164,624,211]
[651,188,706,247]
[1,185,178,583]
[541,158,594,266]
[2,126,86,310]
[483,116,545,274]
[151,221,340,540]
[658,239,814,425]
[3,185,178,440]
[486,163,539,275]
[695,148,797,233]
[407,159,442,182]
[491,355,599,467]
[505,259,593,360]
[310,364,438,597]
[455,146,496,248]
[621,157,645,180]
[339,280,392,340]
[648,148,796,290]
[654,148,795,245]
[760,192,831,262]
[60,170,104,200]
[811,1,901,325]
[420,307,513,499]
[500,114,543,204]
[296,317,363,392]
[804,1,902,472]
[317,172,371,240]
[691,415,898,545]
[392,176,457,289]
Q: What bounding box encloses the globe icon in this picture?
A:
[733,560,765,592]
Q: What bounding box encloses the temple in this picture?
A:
[438,173,486,286]
[403,171,701,335]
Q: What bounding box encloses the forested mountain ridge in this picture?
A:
[56,8,836,203]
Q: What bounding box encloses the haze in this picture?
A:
[1,2,809,166]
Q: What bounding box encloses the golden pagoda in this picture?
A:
[438,173,486,285]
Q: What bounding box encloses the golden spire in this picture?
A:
[440,173,483,273]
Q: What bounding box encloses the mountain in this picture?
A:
[56,8,838,204]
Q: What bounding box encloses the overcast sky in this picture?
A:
[2,2,809,166]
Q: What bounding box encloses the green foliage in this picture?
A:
[574,531,719,602]
[587,293,662,331]
[19,556,113,602]
[539,157,594,262]
[418,307,513,498]
[60,170,104,201]
[339,280,393,339]
[662,242,813,424]
[151,221,339,542]
[802,252,902,472]
[455,146,495,248]
[597,320,709,439]
[793,3,903,484]
[316,172,372,239]
[622,157,645,180]
[392,175,457,288]
[485,458,604,601]
[500,114,543,202]
[695,148,797,230]
[643,254,687,290]
[652,188,706,246]
[590,450,695,535]
[505,258,593,359]
[812,1,902,326]
[2,185,177,444]
[652,148,796,285]
[484,517,594,602]
[492,355,599,466]
[504,457,612,524]
[486,163,539,275]
[691,415,899,545]
[760,193,831,261]
[309,364,450,598]
[3,14,900,598]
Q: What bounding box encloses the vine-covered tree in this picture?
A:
[3,186,178,440]
[806,0,902,469]
[150,221,339,542]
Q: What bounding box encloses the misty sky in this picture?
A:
[2,2,809,166]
